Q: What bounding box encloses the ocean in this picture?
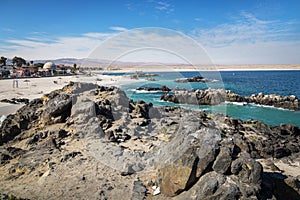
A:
[112,70,300,127]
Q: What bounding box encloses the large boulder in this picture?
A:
[42,94,72,124]
[212,147,232,174]
[175,171,241,200]
[157,128,221,196]
[0,98,43,145]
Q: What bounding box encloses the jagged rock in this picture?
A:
[174,75,214,83]
[175,171,241,200]
[0,98,29,105]
[161,89,226,105]
[136,85,171,92]
[231,156,262,184]
[157,128,221,196]
[212,147,232,174]
[43,93,72,124]
[0,82,299,199]
[0,98,43,145]
[161,89,300,110]
[245,93,300,110]
[71,99,96,121]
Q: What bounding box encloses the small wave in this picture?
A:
[134,90,163,94]
[248,103,291,111]
[225,101,248,106]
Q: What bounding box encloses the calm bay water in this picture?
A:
[118,70,300,127]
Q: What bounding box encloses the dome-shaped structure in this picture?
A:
[43,62,56,70]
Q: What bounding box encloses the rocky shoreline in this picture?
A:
[174,75,215,83]
[161,88,300,110]
[0,82,300,199]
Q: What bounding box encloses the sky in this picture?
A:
[0,0,300,64]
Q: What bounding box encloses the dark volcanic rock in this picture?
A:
[42,93,72,123]
[245,93,300,110]
[161,88,226,105]
[136,85,171,92]
[212,147,232,174]
[1,82,299,199]
[0,98,43,145]
[161,89,300,110]
[174,75,214,83]
[231,156,262,184]
[0,98,29,105]
[157,124,263,199]
[157,128,222,196]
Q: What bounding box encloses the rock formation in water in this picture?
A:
[161,88,300,110]
[174,75,215,83]
[0,82,299,199]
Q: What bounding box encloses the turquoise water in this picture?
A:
[117,71,300,127]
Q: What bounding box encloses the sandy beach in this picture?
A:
[0,73,141,117]
[1,64,300,116]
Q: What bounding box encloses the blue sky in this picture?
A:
[1,0,300,64]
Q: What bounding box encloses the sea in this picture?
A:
[111,70,300,127]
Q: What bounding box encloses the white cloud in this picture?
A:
[192,12,298,47]
[1,12,299,65]
[154,1,174,13]
[88,28,212,65]
[0,32,114,60]
[109,26,129,32]
[191,12,300,64]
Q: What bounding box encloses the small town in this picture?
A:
[0,56,78,79]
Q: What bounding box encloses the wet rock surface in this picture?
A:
[0,82,299,199]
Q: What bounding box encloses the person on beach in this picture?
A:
[13,73,19,88]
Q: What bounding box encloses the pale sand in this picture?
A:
[0,74,141,116]
[1,64,299,116]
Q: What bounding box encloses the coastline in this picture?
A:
[94,64,300,73]
[1,81,299,199]
[0,74,142,117]
[1,66,299,119]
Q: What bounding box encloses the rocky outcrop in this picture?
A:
[157,127,263,199]
[0,98,43,145]
[161,89,300,110]
[0,82,299,199]
[161,88,226,105]
[0,98,29,105]
[136,85,171,92]
[174,75,215,83]
[244,93,299,110]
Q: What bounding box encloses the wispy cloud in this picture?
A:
[82,32,114,39]
[0,32,115,60]
[194,18,203,22]
[155,1,174,13]
[192,11,300,48]
[110,26,128,32]
[190,12,300,64]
